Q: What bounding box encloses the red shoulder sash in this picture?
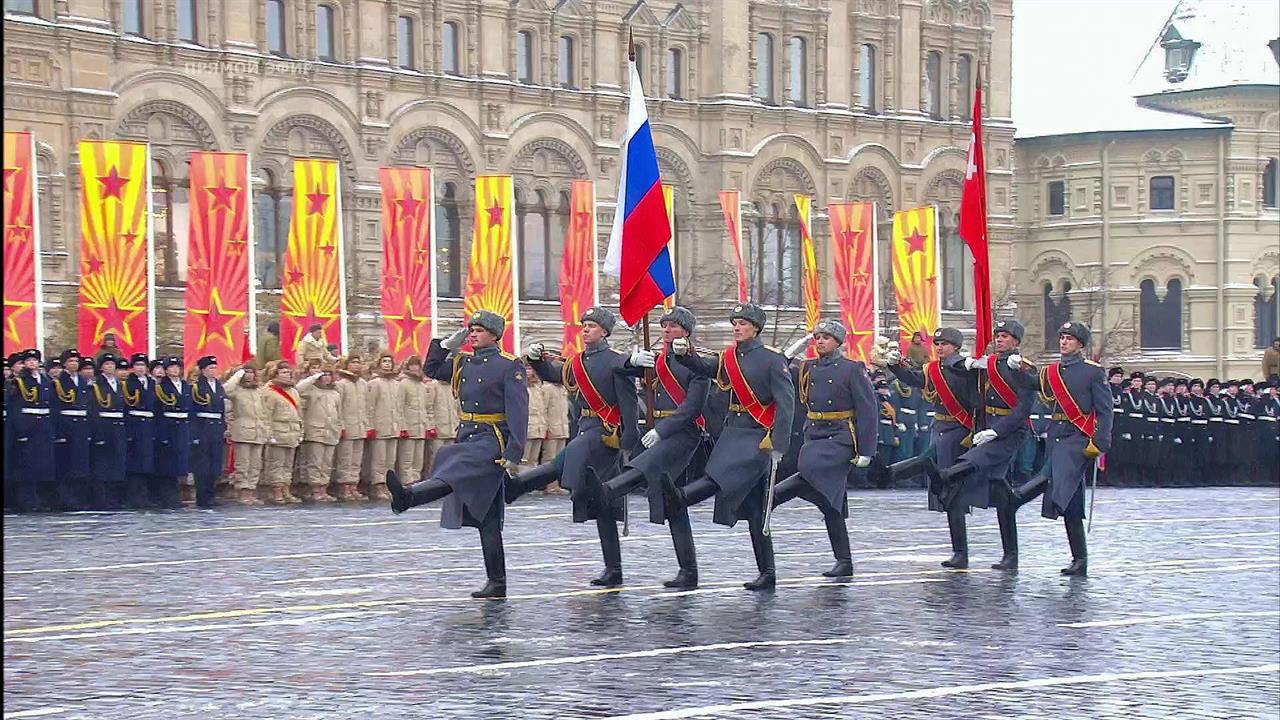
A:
[723,343,776,429]
[656,350,705,429]
[927,361,974,430]
[570,353,621,427]
[1046,363,1097,437]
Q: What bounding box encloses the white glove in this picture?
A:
[964,356,989,371]
[498,458,519,477]
[671,338,690,356]
[641,429,661,448]
[783,334,813,360]
[440,326,468,351]
[525,342,545,361]
[1121,433,1132,441]
[1173,437,1183,445]
[896,423,907,432]
[853,455,872,468]
[885,349,902,365]
[973,429,998,446]
[630,349,656,368]
[1007,353,1023,370]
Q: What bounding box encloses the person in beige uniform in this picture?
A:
[225,365,267,505]
[365,354,401,501]
[261,360,304,504]
[297,323,338,365]
[420,378,444,476]
[541,377,571,494]
[424,377,458,480]
[297,366,341,502]
[396,356,433,485]
[522,368,549,468]
[333,356,370,501]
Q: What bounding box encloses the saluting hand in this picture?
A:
[670,338,690,356]
[525,342,546,362]
[1007,353,1024,370]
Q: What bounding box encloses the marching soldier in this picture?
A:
[52,351,92,510]
[664,303,796,591]
[883,328,982,568]
[89,354,128,510]
[598,306,710,590]
[190,356,228,508]
[123,354,157,508]
[511,307,642,588]
[1009,321,1112,576]
[7,349,55,512]
[770,319,877,578]
[385,311,528,599]
[153,357,192,509]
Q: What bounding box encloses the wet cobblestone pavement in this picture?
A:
[4,487,1280,719]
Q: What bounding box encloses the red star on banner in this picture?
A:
[3,167,20,196]
[188,264,210,285]
[385,295,429,355]
[319,243,336,257]
[206,179,239,212]
[3,297,32,345]
[288,302,337,349]
[925,276,938,288]
[851,271,871,287]
[98,166,130,200]
[574,209,592,231]
[6,224,31,244]
[286,267,304,285]
[842,228,864,246]
[905,228,929,255]
[190,287,245,350]
[120,231,140,245]
[466,277,488,297]
[414,243,431,265]
[486,201,505,228]
[83,255,105,275]
[85,297,144,346]
[226,235,247,256]
[306,186,329,215]
[900,299,915,315]
[397,195,422,220]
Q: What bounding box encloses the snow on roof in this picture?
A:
[1131,0,1280,97]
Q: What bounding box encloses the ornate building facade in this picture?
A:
[1011,0,1279,378]
[4,0,1013,353]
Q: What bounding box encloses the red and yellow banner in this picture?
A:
[892,206,940,358]
[465,175,519,354]
[379,166,436,363]
[662,183,676,311]
[3,131,42,354]
[183,152,252,369]
[280,159,346,362]
[718,190,748,303]
[559,179,597,357]
[795,194,819,359]
[78,140,153,358]
[829,202,878,363]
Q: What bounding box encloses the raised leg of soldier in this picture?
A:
[989,478,1020,570]
[504,456,563,504]
[744,505,777,591]
[385,470,452,515]
[664,498,698,590]
[768,473,806,509]
[942,506,970,569]
[472,502,507,599]
[667,474,719,508]
[600,467,647,503]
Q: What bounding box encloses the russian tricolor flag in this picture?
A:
[603,59,674,326]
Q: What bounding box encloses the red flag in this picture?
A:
[241,328,252,365]
[959,68,992,357]
[718,191,748,303]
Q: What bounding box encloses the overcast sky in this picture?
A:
[1011,0,1179,136]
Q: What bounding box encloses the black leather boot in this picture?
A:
[387,471,451,514]
[505,462,560,504]
[590,509,624,587]
[664,502,698,589]
[1013,474,1049,505]
[668,476,719,508]
[601,468,647,504]
[768,473,805,510]
[887,455,940,485]
[991,506,1019,571]
[1061,517,1088,576]
[744,515,776,591]
[822,511,853,577]
[472,517,507,599]
[941,508,969,568]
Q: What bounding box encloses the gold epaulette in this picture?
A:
[764,345,780,353]
[500,351,517,361]
[1084,359,1101,367]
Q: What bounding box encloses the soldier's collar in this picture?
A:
[584,340,609,354]
[1060,351,1084,365]
[473,345,500,357]
[736,337,762,350]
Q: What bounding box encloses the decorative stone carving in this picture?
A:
[391,127,476,178]
[751,157,817,199]
[364,91,383,119]
[116,99,219,150]
[511,137,589,178]
[261,114,357,180]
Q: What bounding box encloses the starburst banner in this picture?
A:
[464,175,519,354]
[78,140,154,358]
[379,166,436,363]
[3,131,43,354]
[718,190,748,303]
[795,194,820,359]
[559,179,597,357]
[280,159,346,362]
[892,206,940,358]
[183,152,253,369]
[829,202,878,363]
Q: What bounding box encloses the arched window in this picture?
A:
[397,16,415,69]
[789,36,807,106]
[940,212,972,311]
[516,30,534,84]
[316,5,336,60]
[517,189,555,300]
[756,33,774,103]
[123,0,144,35]
[750,202,801,306]
[1140,278,1183,350]
[558,35,576,88]
[1043,281,1073,351]
[926,50,943,119]
[266,0,286,55]
[860,44,877,113]
[1256,275,1279,348]
[958,54,973,120]
[667,48,683,99]
[435,182,462,296]
[442,21,460,74]
[177,0,198,42]
[6,0,37,15]
[151,159,189,286]
[1263,158,1278,208]
[254,168,291,289]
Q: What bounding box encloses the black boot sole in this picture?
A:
[471,583,507,599]
[822,562,854,578]
[941,554,969,569]
[590,573,624,588]
[743,574,776,591]
[991,557,1019,571]
[1060,561,1087,576]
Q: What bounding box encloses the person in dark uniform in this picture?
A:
[190,355,228,508]
[153,356,192,509]
[664,303,796,591]
[890,375,919,463]
[598,306,710,590]
[870,374,901,487]
[87,354,128,508]
[1105,367,1127,484]
[512,307,641,588]
[770,319,876,578]
[1009,322,1112,576]
[384,310,528,599]
[122,354,159,508]
[1114,372,1146,485]
[7,349,55,512]
[1253,382,1279,473]
[882,328,982,568]
[1185,379,1213,476]
[1153,378,1180,485]
[52,350,92,510]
